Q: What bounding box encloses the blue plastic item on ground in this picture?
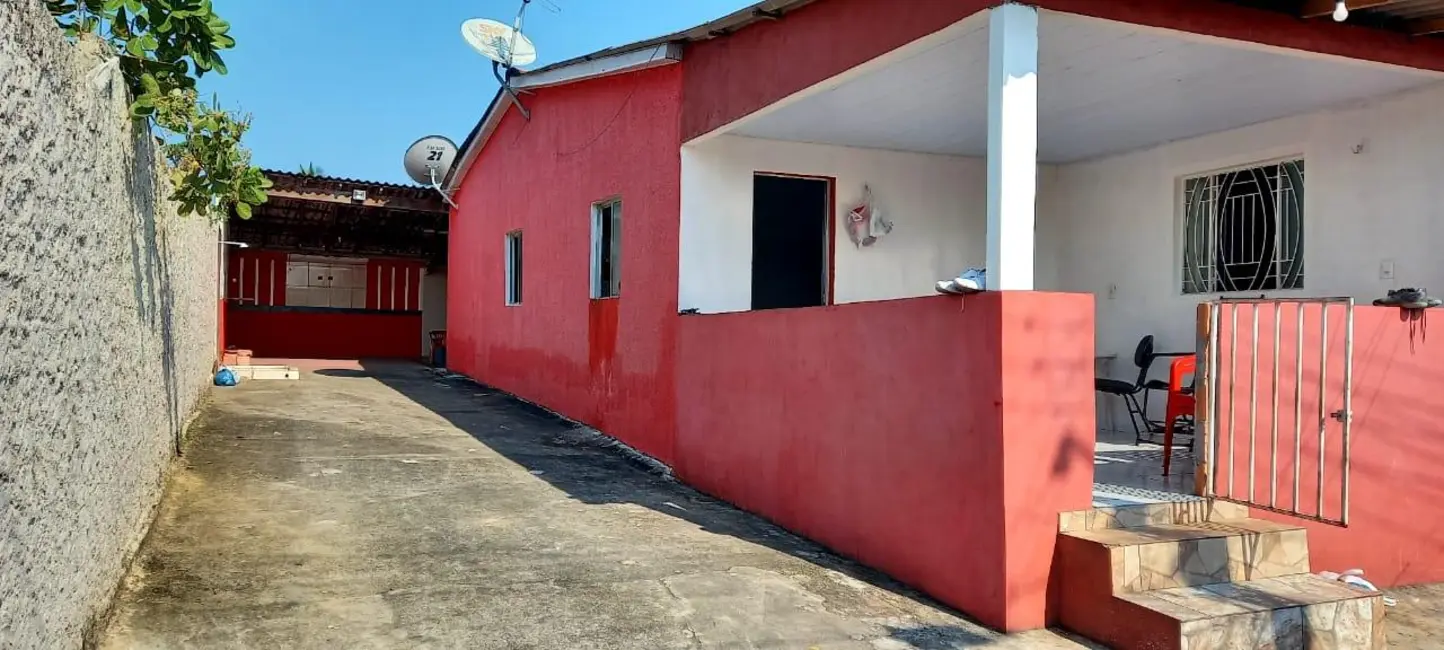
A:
[214,367,238,387]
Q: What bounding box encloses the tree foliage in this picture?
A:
[45,0,270,220]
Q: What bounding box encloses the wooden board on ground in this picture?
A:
[232,365,300,381]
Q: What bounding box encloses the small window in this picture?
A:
[1181,159,1304,294]
[505,230,523,305]
[591,198,622,299]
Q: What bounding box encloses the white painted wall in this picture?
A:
[679,135,994,313]
[1046,82,1444,368]
[422,271,447,357]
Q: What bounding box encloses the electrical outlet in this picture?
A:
[1380,259,1396,281]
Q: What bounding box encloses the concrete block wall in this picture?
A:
[1,0,220,646]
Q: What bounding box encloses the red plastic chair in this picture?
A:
[1161,355,1196,476]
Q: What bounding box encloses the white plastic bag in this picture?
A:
[846,186,893,248]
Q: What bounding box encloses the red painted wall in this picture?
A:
[674,293,1096,631]
[225,305,422,360]
[227,249,286,306]
[680,0,1444,142]
[448,65,683,465]
[366,259,425,311]
[1214,303,1444,587]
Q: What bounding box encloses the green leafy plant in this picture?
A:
[46,0,270,220]
[296,163,326,177]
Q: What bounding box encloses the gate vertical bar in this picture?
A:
[1206,302,1221,498]
[1317,303,1329,519]
[1341,301,1354,525]
[1227,304,1238,498]
[1248,306,1259,501]
[1269,302,1281,508]
[1201,304,1212,496]
[1293,303,1304,513]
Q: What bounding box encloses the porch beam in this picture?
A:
[985,4,1039,291]
[1300,0,1396,19]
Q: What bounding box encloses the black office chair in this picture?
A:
[1095,335,1191,445]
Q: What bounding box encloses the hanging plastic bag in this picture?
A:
[846,185,893,248]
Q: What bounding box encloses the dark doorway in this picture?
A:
[751,174,831,311]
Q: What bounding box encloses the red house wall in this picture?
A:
[674,293,1097,631]
[448,65,683,465]
[1214,303,1444,587]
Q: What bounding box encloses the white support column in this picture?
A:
[985,3,1039,291]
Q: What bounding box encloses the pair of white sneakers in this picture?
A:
[935,267,986,295]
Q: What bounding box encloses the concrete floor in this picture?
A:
[99,361,1095,650]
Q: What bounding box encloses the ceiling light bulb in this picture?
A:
[1333,0,1349,22]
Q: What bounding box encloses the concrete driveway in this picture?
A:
[99,361,1093,649]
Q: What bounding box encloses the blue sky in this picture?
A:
[199,0,753,184]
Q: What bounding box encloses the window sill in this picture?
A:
[1181,287,1308,299]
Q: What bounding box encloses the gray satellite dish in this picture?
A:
[404,135,459,208]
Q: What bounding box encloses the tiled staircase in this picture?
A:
[1055,500,1385,649]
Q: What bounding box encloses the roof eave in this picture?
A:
[511,42,683,91]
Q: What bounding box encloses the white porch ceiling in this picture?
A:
[725,10,1444,163]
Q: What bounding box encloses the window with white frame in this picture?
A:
[591,198,621,299]
[505,230,523,305]
[284,255,367,309]
[1181,159,1304,294]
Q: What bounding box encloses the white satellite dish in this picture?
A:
[462,18,537,68]
[404,135,459,208]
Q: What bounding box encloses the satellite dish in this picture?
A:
[404,135,459,208]
[462,18,538,68]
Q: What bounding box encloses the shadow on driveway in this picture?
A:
[358,360,1098,650]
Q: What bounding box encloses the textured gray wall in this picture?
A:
[0,0,220,647]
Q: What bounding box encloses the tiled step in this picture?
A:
[1060,518,1309,593]
[1121,573,1385,649]
[1056,500,1384,649]
[1060,499,1249,532]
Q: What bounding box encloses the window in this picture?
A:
[505,231,523,305]
[591,199,622,299]
[1181,159,1304,294]
[751,174,831,310]
[285,255,367,308]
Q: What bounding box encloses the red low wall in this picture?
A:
[675,292,1096,631]
[226,304,422,360]
[1215,303,1444,586]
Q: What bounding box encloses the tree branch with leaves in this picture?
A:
[46,0,270,220]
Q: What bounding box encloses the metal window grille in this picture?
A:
[1182,159,1304,294]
